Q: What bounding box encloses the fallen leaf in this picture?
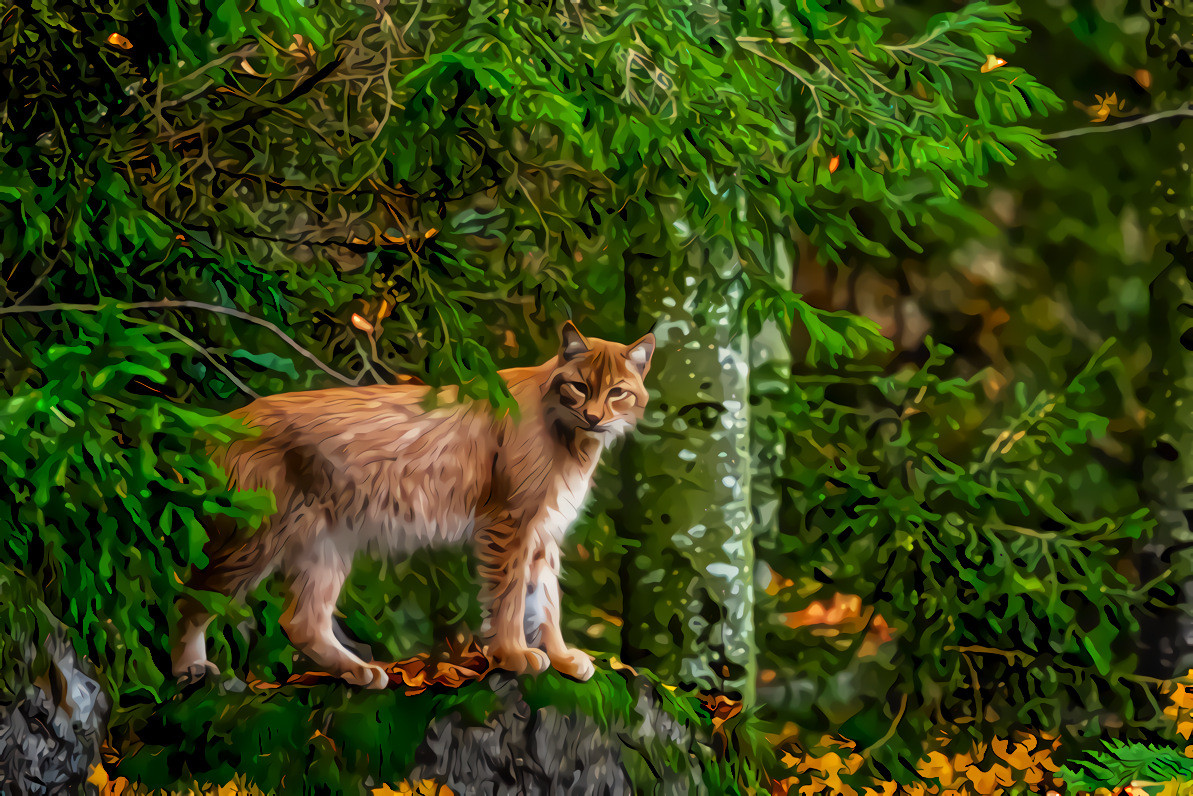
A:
[608,656,639,676]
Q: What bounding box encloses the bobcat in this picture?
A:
[171,322,654,688]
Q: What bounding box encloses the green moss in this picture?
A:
[111,679,500,794]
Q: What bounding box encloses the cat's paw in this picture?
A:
[341,662,391,690]
[175,660,219,685]
[491,646,550,675]
[550,648,595,682]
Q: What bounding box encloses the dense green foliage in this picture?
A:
[1,0,1192,791]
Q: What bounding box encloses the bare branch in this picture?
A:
[124,317,261,398]
[223,50,347,134]
[1045,104,1193,140]
[0,299,356,386]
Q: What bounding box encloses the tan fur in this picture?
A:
[171,323,655,687]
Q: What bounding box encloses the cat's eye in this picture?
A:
[560,381,588,404]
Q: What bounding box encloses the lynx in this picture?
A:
[171,322,654,688]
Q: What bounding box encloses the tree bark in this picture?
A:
[618,230,757,698]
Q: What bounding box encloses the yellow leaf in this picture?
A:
[980,54,1007,73]
[965,766,1000,793]
[106,33,133,50]
[1085,92,1126,123]
[239,58,265,78]
[608,655,639,676]
[917,751,954,783]
[86,764,109,790]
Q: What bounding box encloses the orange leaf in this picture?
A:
[351,313,375,333]
[106,33,132,50]
[828,156,840,173]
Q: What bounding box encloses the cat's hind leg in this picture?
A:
[280,536,389,689]
[171,537,268,684]
[171,594,220,684]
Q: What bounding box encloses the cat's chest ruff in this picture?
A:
[537,471,594,541]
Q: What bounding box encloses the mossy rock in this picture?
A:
[108,667,766,795]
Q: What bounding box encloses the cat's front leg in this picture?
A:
[526,539,594,682]
[475,516,550,675]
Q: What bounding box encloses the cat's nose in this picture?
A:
[583,411,600,427]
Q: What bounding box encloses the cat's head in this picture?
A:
[543,321,655,438]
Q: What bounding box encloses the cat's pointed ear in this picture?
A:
[559,321,590,360]
[625,333,655,376]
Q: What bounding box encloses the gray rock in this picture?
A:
[0,624,111,796]
[411,674,641,795]
[410,673,710,796]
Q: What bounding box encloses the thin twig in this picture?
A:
[9,251,63,306]
[0,299,355,386]
[1045,105,1193,140]
[867,693,909,754]
[944,645,1169,686]
[124,317,260,398]
[736,39,825,148]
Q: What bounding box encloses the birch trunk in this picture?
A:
[617,234,757,697]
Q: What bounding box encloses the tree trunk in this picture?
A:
[618,232,757,698]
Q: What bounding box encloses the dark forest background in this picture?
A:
[3,0,1193,793]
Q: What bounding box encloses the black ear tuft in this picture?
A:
[560,321,590,359]
[626,333,655,376]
